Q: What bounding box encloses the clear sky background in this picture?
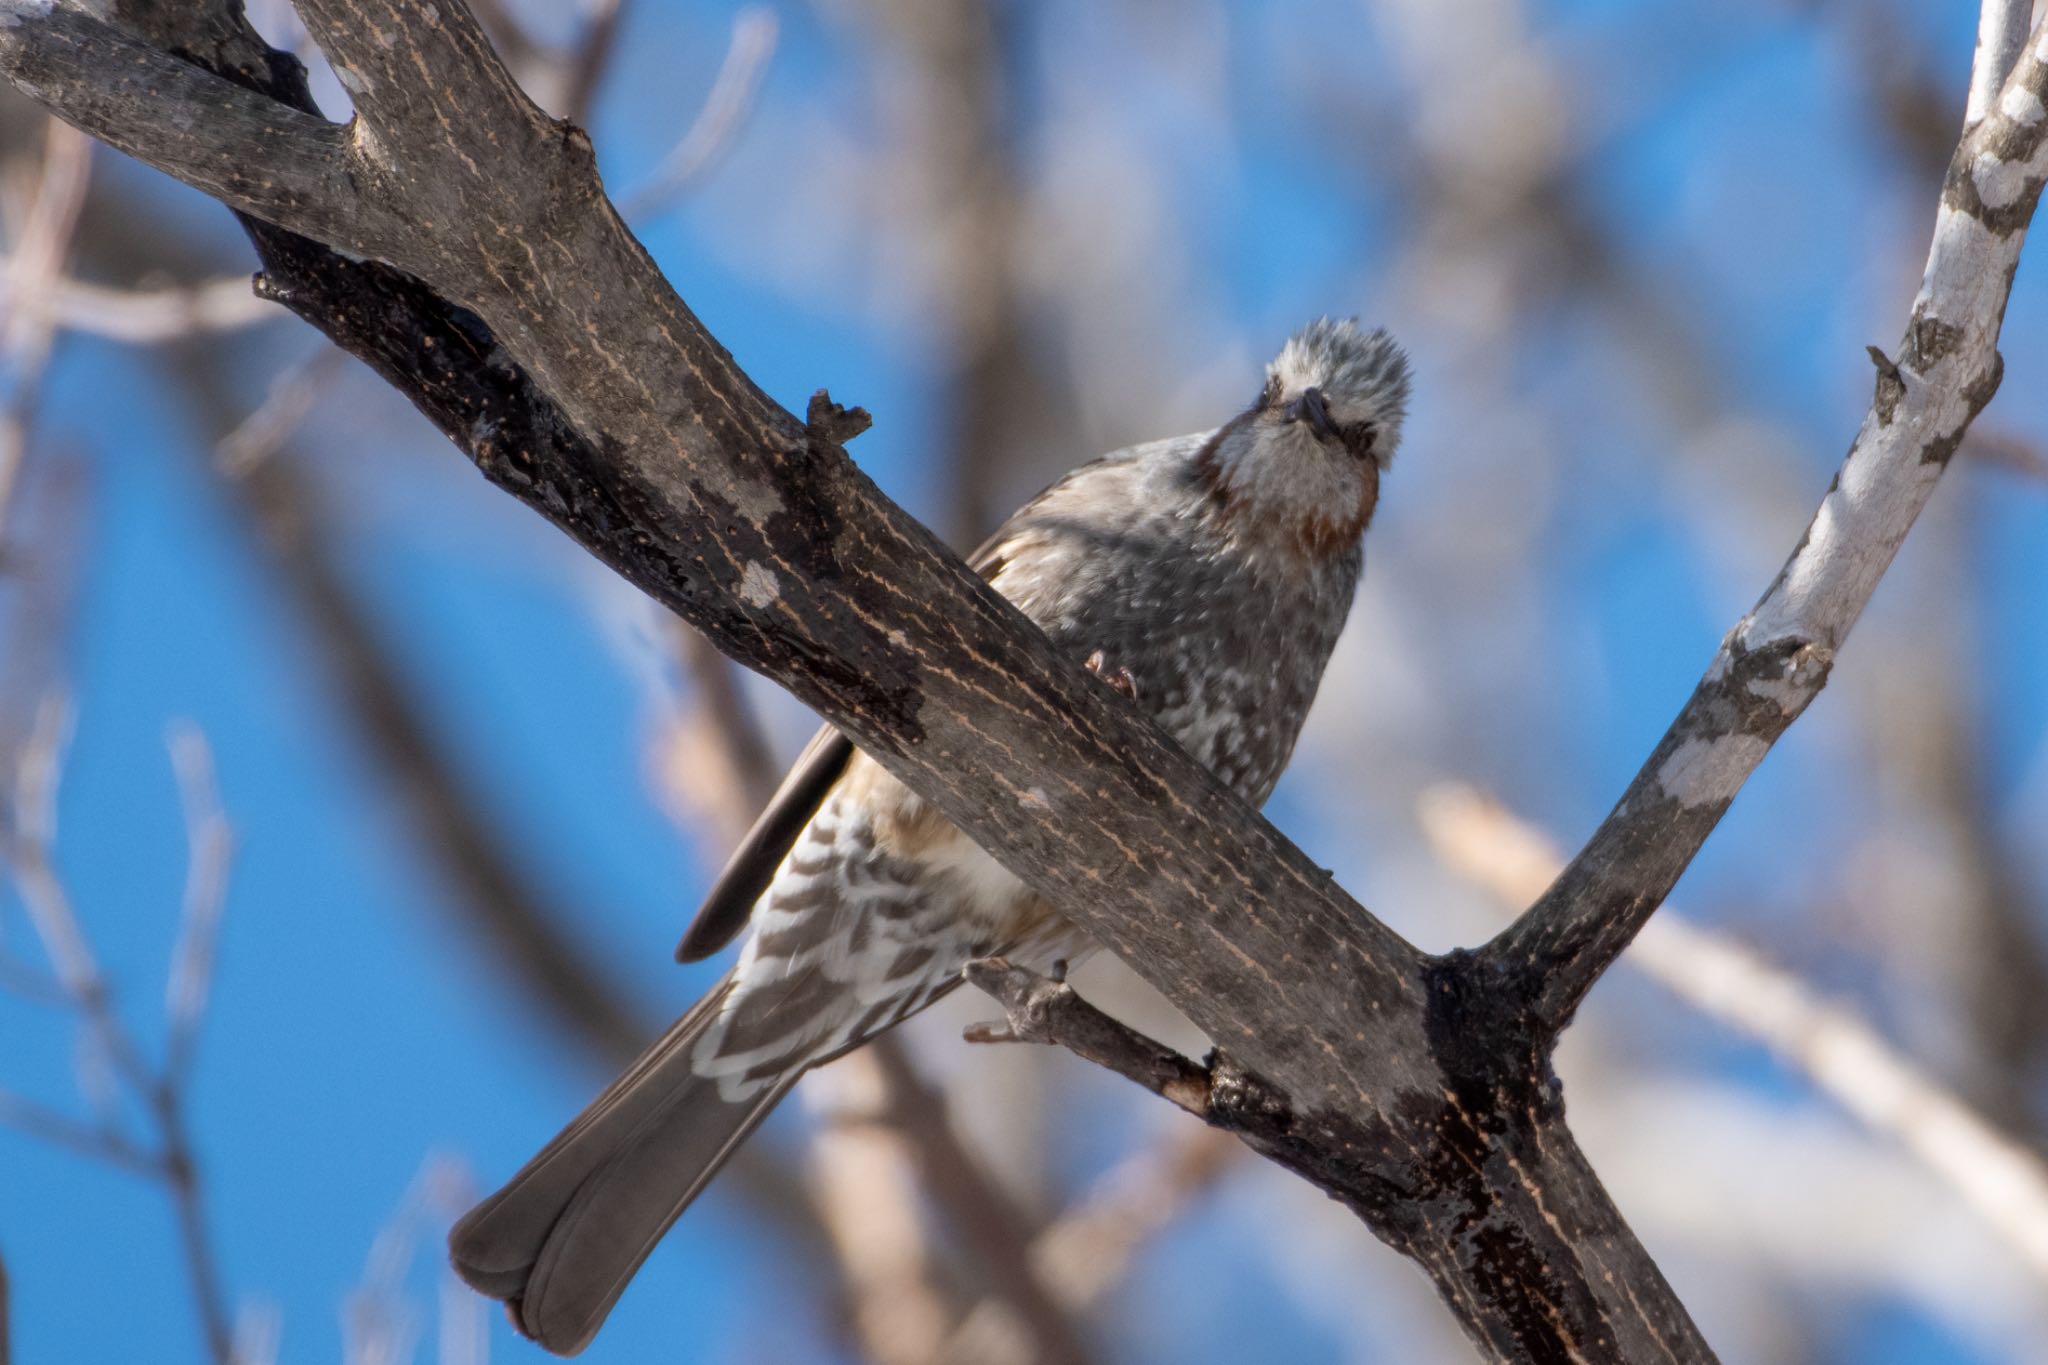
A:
[4,1,2048,1363]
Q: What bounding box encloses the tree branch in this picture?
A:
[0,5,362,247]
[861,1038,1103,1365]
[558,0,627,128]
[40,274,280,344]
[1482,25,2048,1033]
[1970,0,2038,125]
[960,951,1703,1365]
[963,960,1219,1119]
[960,959,1367,1216]
[0,117,93,554]
[799,1066,957,1365]
[0,703,239,1364]
[1426,783,2048,1281]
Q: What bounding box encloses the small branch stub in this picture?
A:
[806,388,871,445]
[1867,344,1907,423]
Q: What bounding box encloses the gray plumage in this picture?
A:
[449,318,1411,1354]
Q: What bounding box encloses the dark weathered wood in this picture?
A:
[5,1,2042,1359]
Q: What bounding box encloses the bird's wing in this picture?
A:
[675,723,853,961]
[670,435,1209,964]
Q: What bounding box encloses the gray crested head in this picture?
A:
[1185,318,1410,562]
[1265,317,1411,469]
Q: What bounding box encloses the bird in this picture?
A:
[448,317,1412,1355]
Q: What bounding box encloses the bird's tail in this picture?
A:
[449,978,795,1356]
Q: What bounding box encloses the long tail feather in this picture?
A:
[449,980,794,1355]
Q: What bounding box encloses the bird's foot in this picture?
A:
[1084,650,1138,701]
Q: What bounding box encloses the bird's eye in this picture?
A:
[1258,375,1282,409]
[1342,422,1378,460]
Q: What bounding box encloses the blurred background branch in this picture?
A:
[620,8,779,223]
[0,702,238,1364]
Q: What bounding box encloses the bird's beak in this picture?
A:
[1287,386,1336,440]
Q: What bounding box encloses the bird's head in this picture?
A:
[1196,318,1411,559]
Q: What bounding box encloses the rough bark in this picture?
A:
[3,1,2042,1359]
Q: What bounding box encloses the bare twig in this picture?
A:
[862,0,1049,543]
[162,1103,237,1365]
[0,119,92,555]
[233,1304,282,1365]
[1962,426,2048,479]
[620,8,777,221]
[0,704,239,1364]
[0,1088,156,1174]
[346,1155,477,1365]
[1,120,93,366]
[214,347,344,477]
[657,624,783,843]
[1026,1125,1238,1303]
[800,1064,956,1365]
[964,959,1220,1121]
[0,955,67,1006]
[463,0,545,94]
[6,697,154,1094]
[1424,783,2048,1279]
[963,958,1352,1265]
[38,274,276,344]
[164,722,234,1084]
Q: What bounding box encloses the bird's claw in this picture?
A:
[1084,650,1138,701]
